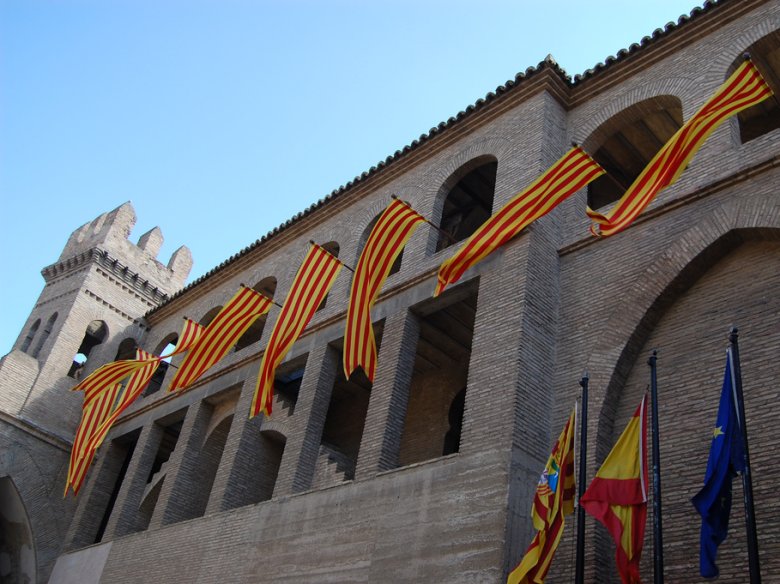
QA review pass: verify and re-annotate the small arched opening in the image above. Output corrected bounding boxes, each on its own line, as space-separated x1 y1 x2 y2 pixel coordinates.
68 320 108 379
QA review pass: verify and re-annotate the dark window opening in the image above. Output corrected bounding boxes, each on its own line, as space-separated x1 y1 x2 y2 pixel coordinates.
316 322 384 486
736 31 780 143
68 320 108 379
144 335 178 396
399 282 477 466
31 312 57 359
587 98 682 211
137 417 183 531
199 306 222 327
436 161 497 252
20 319 40 353
114 338 138 361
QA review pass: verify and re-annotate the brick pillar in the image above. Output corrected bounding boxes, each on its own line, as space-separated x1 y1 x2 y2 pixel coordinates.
354 309 420 479
273 343 339 495
205 377 265 513
148 400 212 528
64 439 129 549
103 422 164 538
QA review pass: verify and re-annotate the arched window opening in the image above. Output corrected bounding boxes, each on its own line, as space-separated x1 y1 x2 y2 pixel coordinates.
0 478 36 583
436 160 497 252
735 31 780 143
399 280 477 467
31 312 57 359
317 241 340 311
114 338 138 361
199 306 222 327
587 96 683 211
20 319 40 354
234 277 277 352
144 334 179 396
359 214 403 276
68 320 108 379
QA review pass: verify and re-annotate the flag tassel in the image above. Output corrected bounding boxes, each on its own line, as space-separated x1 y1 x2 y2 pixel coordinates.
728 327 762 583
648 350 665 584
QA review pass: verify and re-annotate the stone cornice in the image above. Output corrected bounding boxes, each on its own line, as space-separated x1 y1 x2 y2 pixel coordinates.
41 247 170 305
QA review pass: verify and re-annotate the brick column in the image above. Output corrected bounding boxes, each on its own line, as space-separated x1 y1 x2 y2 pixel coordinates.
272 343 339 495
148 400 211 528
354 309 420 479
64 440 129 549
205 377 265 513
103 422 164 538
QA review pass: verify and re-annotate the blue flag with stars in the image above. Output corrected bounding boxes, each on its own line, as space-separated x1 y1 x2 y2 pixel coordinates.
691 349 745 579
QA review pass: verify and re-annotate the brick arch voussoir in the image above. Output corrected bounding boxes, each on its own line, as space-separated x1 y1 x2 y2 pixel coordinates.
584 200 780 463
575 78 697 151
258 419 288 442
426 137 511 220
705 19 780 85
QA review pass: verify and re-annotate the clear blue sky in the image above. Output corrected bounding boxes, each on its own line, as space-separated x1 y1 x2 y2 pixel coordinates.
0 0 702 354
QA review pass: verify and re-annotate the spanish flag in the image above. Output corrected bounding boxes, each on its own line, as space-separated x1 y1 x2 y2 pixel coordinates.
588 59 772 237
581 396 648 584
169 286 272 392
435 147 604 297
507 408 576 584
251 243 343 418
343 198 425 381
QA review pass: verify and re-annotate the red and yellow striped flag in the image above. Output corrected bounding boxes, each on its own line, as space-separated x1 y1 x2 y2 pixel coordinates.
65 319 202 495
65 382 123 495
436 147 604 297
508 408 576 584
251 244 343 418
581 396 648 584
588 59 773 237
168 286 273 392
344 198 425 381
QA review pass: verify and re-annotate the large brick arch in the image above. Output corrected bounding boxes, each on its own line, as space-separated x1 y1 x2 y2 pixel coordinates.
583 198 780 463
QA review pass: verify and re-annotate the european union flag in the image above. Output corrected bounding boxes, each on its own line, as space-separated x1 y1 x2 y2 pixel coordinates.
691 350 745 578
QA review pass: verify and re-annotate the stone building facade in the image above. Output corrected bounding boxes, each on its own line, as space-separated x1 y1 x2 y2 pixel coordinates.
2 1 779 582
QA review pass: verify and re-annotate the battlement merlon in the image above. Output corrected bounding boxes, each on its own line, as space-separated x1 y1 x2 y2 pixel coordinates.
53 201 192 296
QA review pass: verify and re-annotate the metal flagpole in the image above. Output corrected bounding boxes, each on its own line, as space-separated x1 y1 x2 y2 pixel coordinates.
648 350 664 584
728 327 762 583
574 371 589 584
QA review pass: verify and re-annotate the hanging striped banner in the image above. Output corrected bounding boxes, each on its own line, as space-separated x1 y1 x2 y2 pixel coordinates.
344 198 425 381
65 319 202 495
587 59 773 237
435 146 604 297
65 382 123 495
251 244 343 418
168 286 273 392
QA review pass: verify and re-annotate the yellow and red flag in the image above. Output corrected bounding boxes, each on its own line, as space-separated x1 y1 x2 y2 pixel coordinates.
588 59 772 237
251 244 343 418
436 147 604 297
581 396 648 584
66 382 123 495
65 319 202 495
507 408 576 584
344 198 425 381
168 286 272 392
